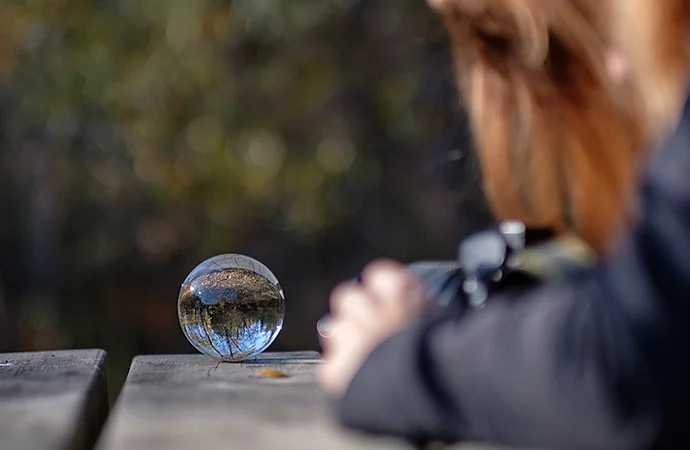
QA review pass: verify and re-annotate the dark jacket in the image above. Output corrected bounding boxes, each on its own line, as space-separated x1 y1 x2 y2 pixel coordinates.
336 95 690 450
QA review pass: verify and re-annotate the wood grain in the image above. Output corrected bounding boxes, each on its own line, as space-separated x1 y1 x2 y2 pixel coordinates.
96 352 417 450
0 349 109 450
97 352 520 450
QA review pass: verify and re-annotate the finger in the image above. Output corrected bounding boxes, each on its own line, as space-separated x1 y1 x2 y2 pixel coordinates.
318 319 361 358
329 281 353 316
329 282 380 319
341 294 381 336
323 283 377 353
316 314 337 354
317 314 355 354
316 322 372 396
316 315 336 340
361 259 426 311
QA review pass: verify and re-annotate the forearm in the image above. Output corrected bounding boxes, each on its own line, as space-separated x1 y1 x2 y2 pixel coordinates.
338 274 660 448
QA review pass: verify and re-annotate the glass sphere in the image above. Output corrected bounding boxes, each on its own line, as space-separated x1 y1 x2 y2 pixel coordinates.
177 254 285 361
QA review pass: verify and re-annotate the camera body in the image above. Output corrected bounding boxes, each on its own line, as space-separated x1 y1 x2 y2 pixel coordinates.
406 221 597 314
317 221 596 339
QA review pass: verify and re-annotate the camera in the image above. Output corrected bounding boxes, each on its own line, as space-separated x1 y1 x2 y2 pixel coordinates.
407 220 597 314
317 221 596 338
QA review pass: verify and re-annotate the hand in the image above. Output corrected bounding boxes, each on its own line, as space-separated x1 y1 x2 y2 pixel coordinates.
317 259 430 396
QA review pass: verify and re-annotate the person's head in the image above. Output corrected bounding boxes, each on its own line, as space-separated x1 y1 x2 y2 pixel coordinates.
429 0 663 254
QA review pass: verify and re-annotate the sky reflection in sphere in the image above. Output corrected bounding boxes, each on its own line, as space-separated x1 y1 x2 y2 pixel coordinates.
177 254 285 361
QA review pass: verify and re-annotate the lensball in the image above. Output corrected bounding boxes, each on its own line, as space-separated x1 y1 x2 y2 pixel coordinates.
177 254 285 361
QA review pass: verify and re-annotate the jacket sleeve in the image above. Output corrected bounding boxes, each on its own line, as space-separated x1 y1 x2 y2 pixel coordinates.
336 98 690 449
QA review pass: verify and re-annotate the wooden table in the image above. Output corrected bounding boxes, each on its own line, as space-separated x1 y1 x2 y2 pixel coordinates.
0 350 108 450
0 350 507 450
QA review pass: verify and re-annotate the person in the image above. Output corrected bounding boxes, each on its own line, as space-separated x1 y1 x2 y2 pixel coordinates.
317 0 690 448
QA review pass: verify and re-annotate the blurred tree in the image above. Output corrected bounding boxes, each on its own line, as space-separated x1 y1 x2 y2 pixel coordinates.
0 0 492 394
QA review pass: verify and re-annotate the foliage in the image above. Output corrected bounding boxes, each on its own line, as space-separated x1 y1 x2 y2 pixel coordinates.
0 0 492 393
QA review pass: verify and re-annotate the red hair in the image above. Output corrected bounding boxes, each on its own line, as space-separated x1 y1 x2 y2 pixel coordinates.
433 0 652 254
611 0 690 140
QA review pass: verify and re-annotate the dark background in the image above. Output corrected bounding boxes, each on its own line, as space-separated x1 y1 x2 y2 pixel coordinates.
0 0 493 396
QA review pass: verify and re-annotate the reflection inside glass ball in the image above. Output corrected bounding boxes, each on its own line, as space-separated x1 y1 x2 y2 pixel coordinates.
177 254 285 361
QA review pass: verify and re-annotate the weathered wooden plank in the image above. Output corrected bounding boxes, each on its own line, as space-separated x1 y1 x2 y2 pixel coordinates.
0 349 109 450
97 352 416 450
98 352 517 450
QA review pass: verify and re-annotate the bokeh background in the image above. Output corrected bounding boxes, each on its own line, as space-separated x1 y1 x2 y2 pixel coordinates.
0 0 494 396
